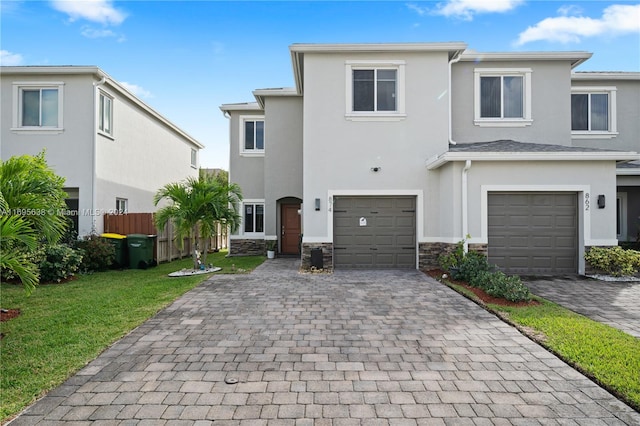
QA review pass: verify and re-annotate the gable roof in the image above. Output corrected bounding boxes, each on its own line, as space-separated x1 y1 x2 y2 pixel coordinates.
1 66 204 149
426 140 639 169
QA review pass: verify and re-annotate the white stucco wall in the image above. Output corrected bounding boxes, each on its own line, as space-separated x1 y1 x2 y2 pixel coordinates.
302 50 452 242
452 61 573 145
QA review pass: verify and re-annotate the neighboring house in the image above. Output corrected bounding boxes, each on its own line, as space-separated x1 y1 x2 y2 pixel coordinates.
1 66 203 236
220 43 639 275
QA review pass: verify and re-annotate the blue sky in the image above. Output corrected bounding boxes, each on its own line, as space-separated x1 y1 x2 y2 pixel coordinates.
2 0 639 169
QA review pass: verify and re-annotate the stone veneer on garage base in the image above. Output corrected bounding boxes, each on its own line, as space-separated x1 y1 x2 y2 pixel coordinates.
229 239 265 256
418 242 488 270
301 243 333 271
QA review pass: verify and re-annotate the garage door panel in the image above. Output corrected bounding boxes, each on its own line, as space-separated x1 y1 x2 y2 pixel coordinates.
334 196 416 269
488 193 577 274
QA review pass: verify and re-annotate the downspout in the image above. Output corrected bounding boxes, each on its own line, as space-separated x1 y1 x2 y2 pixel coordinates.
462 160 472 253
92 75 107 233
448 51 463 145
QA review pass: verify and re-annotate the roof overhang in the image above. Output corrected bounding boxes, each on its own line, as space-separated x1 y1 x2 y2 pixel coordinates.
252 87 299 109
426 151 640 170
572 72 640 81
617 167 640 176
290 42 468 94
219 102 262 114
459 51 593 69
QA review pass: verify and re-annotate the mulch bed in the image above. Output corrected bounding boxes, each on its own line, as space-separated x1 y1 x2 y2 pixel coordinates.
425 269 539 307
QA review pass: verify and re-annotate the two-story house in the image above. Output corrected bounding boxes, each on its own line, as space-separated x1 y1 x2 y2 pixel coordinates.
1 66 204 236
221 43 639 275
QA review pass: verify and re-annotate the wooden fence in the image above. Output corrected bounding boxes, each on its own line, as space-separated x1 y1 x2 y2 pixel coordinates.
103 213 227 263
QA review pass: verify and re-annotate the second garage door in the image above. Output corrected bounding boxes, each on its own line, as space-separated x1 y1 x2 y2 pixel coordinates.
333 196 416 268
488 192 578 274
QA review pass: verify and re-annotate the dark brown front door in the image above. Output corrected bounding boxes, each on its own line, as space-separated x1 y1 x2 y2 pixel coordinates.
281 204 301 254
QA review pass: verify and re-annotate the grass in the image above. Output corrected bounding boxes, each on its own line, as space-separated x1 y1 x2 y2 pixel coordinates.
441 279 640 411
0 250 264 422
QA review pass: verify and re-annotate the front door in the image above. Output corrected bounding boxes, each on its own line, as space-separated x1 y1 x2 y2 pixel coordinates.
281 204 301 254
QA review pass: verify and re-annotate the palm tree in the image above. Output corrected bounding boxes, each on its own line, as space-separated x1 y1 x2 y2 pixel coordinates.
0 152 68 294
154 174 242 270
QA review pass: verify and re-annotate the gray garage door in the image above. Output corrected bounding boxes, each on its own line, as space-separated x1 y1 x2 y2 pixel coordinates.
333 196 416 268
488 192 578 274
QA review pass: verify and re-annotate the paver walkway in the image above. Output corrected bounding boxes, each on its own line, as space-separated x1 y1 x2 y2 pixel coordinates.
524 276 640 338
10 259 640 425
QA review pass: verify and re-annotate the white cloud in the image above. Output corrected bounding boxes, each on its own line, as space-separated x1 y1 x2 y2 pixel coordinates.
50 0 126 25
80 25 126 41
120 82 152 99
430 0 524 20
0 50 24 66
516 4 640 45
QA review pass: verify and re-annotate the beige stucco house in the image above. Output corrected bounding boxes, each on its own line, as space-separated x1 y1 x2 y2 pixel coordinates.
1 66 204 236
221 43 639 275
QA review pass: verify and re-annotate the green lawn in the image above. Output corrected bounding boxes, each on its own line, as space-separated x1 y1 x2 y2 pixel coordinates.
441 280 640 411
0 251 264 422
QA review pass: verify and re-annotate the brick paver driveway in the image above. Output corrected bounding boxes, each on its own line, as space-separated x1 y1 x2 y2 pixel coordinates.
524 276 640 338
11 259 639 425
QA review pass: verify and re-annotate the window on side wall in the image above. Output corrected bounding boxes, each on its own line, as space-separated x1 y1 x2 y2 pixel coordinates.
191 148 197 168
474 69 532 127
240 116 265 155
571 87 617 138
345 60 406 121
12 82 64 131
243 202 264 234
116 198 128 214
98 92 113 136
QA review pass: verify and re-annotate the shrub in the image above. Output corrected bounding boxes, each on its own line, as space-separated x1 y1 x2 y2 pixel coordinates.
456 251 492 282
38 244 83 283
438 240 465 272
469 269 494 290
483 272 531 302
584 246 640 277
76 234 116 272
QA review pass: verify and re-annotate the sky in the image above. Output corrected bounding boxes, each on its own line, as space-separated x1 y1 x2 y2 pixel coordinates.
2 0 639 170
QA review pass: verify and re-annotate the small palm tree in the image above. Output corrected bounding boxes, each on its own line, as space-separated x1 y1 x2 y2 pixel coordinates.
154 174 242 270
0 153 68 294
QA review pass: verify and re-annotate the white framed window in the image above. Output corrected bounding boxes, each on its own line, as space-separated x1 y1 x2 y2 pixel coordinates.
571 87 617 139
11 82 64 132
474 68 532 127
98 92 113 136
190 148 197 168
239 116 265 156
345 60 406 121
116 198 128 214
243 201 265 234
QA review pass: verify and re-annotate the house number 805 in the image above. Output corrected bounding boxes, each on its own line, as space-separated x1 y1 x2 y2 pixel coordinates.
585 193 590 211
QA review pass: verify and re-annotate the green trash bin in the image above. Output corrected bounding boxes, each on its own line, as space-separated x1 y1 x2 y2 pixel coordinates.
126 234 157 269
100 233 128 268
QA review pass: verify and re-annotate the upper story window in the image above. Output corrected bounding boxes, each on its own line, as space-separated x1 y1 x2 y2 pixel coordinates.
191 148 197 168
243 202 264 234
98 92 113 136
571 87 617 139
345 60 406 121
240 116 265 156
12 82 64 132
474 68 532 127
115 198 128 214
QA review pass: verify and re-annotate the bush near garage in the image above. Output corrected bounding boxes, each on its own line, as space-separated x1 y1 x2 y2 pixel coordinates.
584 246 640 277
438 241 531 303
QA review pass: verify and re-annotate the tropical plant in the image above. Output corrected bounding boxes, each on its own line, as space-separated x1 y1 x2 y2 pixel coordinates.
154 174 242 269
0 153 69 294
76 234 116 272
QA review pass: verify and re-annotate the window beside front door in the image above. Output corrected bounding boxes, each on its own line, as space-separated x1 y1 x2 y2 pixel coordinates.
243 202 264 234
571 87 617 138
474 68 532 127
